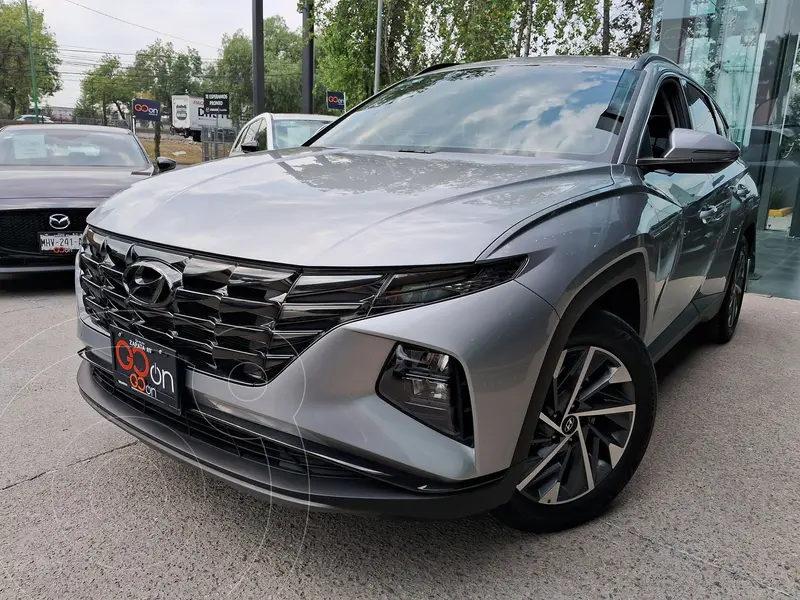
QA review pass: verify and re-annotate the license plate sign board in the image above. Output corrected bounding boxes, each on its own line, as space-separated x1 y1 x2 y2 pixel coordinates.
39 232 82 253
110 326 181 414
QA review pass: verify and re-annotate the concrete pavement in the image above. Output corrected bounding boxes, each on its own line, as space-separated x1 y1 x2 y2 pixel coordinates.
0 275 798 599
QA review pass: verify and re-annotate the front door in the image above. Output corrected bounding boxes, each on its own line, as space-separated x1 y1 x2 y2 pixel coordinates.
642 77 729 338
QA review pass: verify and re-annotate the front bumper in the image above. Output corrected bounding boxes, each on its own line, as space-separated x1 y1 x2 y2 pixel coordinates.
77 359 520 518
77 273 558 516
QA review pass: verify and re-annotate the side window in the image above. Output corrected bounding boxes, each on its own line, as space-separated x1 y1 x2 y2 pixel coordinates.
641 78 687 159
711 103 731 140
684 84 719 135
232 121 253 150
256 118 268 151
242 120 259 145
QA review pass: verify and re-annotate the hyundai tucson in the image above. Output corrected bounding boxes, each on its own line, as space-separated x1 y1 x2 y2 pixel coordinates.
75 54 759 532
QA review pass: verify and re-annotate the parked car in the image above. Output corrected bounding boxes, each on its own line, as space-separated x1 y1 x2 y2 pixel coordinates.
0 124 176 274
75 54 759 532
14 114 54 124
229 113 335 155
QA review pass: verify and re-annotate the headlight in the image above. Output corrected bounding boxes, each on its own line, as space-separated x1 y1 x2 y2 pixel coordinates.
377 343 472 443
370 257 525 314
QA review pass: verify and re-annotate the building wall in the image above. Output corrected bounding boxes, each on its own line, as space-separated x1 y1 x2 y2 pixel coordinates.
651 0 800 235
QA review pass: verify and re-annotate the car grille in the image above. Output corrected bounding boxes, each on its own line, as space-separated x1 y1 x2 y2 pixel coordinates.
90 366 363 479
0 209 91 254
79 229 389 385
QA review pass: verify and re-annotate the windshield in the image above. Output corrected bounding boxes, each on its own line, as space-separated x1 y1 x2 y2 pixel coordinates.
0 129 149 167
273 119 332 149
311 64 640 159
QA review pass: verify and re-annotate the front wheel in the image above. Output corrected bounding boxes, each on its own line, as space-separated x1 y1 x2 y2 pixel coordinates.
492 310 657 533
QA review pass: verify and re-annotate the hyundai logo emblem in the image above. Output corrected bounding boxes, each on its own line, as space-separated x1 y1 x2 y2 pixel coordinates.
562 415 578 435
49 214 70 230
123 261 182 308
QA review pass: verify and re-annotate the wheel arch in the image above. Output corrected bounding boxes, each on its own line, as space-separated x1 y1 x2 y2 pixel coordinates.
510 250 649 466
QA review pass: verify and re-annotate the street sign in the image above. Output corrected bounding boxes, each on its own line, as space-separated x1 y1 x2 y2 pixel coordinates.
326 91 346 111
132 98 161 122
203 92 230 117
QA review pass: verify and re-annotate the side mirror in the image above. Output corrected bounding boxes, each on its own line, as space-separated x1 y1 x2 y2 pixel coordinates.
241 140 260 153
156 156 177 172
638 128 740 174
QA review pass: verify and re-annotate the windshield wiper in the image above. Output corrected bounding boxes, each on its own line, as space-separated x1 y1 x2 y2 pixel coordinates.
396 148 435 154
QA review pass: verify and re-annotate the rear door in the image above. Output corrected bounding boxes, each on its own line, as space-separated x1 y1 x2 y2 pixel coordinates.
688 82 748 306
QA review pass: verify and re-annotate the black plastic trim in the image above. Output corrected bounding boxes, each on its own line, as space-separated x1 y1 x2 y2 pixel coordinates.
77 359 513 519
510 253 648 466
375 343 474 446
633 52 681 71
415 63 460 75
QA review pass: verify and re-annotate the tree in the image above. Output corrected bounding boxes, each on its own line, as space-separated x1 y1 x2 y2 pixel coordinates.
130 39 203 104
264 16 304 113
80 55 133 125
0 0 61 117
204 17 304 124
129 40 203 156
314 0 602 106
72 97 98 120
204 31 252 125
611 0 654 57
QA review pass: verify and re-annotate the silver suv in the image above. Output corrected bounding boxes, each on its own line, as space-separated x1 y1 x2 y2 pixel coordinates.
75 54 759 532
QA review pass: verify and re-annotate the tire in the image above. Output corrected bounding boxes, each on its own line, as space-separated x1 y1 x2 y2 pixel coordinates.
705 236 748 344
191 130 202 143
492 310 657 533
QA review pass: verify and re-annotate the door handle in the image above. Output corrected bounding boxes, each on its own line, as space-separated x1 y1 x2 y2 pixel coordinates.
699 205 718 224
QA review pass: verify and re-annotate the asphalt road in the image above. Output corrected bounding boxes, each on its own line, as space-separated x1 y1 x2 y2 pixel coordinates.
0 276 798 599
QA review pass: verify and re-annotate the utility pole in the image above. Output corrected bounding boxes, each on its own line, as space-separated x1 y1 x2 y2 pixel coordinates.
252 0 265 116
23 0 39 121
373 0 383 95
301 0 314 113
602 0 611 55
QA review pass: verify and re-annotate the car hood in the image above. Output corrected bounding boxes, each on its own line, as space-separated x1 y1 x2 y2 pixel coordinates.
0 166 150 207
89 148 613 267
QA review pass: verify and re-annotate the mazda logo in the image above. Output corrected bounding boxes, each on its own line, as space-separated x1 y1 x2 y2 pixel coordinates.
123 261 182 308
49 214 70 230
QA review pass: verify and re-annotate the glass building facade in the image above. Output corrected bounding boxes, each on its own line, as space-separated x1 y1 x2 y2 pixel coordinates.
651 0 800 236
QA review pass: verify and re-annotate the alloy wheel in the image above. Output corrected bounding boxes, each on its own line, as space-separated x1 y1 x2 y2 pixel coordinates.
727 248 747 329
517 346 636 505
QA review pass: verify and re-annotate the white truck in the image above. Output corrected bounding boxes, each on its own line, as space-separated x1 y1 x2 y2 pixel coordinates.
170 95 234 142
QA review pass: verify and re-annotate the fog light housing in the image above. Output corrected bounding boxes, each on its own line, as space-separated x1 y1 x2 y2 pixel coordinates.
377 343 473 444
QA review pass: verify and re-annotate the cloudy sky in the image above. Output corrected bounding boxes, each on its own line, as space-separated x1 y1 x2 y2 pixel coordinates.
32 0 302 107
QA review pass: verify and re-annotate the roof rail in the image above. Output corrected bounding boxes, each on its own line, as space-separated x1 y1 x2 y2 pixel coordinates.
415 63 459 75
633 52 681 70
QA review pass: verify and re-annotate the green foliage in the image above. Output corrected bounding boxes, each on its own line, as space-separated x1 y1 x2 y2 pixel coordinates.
65 0 654 126
0 0 61 118
204 17 305 124
131 40 203 106
203 31 253 125
79 54 134 124
314 0 605 106
72 97 98 119
611 0 655 57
